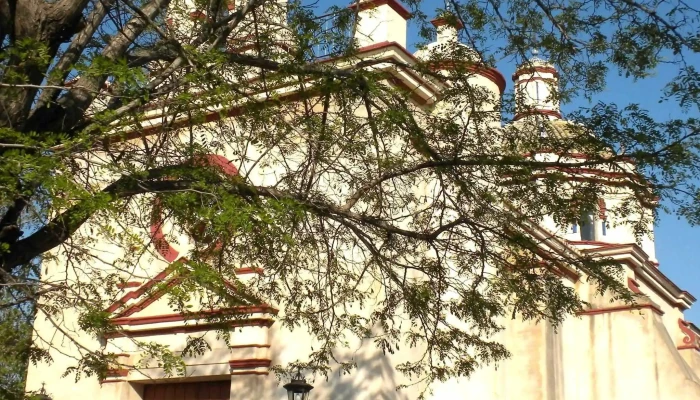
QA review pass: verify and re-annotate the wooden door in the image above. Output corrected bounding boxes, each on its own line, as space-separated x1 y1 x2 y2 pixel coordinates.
143 380 231 400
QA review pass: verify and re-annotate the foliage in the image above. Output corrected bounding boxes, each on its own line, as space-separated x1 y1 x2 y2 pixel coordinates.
0 263 35 400
0 0 699 397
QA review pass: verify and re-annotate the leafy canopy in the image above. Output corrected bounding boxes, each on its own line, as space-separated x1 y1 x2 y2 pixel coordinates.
0 0 699 396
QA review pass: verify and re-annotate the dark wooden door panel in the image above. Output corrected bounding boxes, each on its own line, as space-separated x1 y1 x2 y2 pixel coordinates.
143 380 231 400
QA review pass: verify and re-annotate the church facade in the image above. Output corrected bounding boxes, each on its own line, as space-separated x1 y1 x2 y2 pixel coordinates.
25 1 700 399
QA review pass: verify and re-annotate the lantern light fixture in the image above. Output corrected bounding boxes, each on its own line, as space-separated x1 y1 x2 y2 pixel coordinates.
282 369 314 400
35 382 52 400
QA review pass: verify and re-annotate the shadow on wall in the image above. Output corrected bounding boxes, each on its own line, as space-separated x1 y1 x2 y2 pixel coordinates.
267 325 415 400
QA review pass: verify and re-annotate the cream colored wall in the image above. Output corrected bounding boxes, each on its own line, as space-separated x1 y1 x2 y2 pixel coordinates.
25 5 700 400
354 3 407 48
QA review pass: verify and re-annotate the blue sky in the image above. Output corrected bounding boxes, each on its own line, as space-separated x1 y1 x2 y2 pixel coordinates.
313 0 700 321
581 66 700 322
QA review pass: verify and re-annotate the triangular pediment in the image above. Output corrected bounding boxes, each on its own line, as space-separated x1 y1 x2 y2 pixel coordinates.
106 258 277 331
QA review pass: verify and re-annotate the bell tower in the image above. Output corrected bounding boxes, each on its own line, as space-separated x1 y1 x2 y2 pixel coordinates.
512 51 562 121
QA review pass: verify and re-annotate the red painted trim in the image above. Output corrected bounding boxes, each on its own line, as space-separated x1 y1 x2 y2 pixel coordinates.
473 66 507 95
106 368 129 377
431 16 464 30
105 264 179 313
149 203 180 262
566 247 693 310
679 319 700 347
567 240 633 247
234 267 264 275
634 272 690 311
597 198 607 220
229 344 271 349
116 282 142 289
548 265 580 282
501 225 580 282
677 344 700 351
576 303 664 316
112 306 279 326
231 371 270 376
116 276 183 317
101 42 435 149
332 42 442 103
349 0 411 20
228 358 271 369
628 277 643 294
513 109 562 121
427 61 506 94
148 154 238 262
591 247 696 304
513 65 560 80
353 40 397 54
515 76 556 86
528 248 579 282
386 76 430 105
104 318 275 338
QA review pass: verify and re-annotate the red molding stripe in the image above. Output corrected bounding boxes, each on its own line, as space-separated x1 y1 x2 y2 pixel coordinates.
101 42 435 148
105 264 179 313
514 76 556 86
576 303 664 316
228 358 271 369
234 267 264 275
104 318 275 338
597 198 607 220
431 16 464 30
112 306 279 326
149 154 238 262
106 368 129 377
512 65 560 80
229 344 271 349
678 319 700 350
117 276 183 318
567 240 633 247
349 0 411 20
427 61 506 94
628 277 643 294
513 109 562 121
231 371 270 376
116 281 142 289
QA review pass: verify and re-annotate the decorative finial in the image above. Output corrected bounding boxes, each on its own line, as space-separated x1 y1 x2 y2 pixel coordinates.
528 31 544 61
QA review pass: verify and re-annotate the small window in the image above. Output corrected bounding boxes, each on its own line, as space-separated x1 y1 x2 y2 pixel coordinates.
579 210 595 241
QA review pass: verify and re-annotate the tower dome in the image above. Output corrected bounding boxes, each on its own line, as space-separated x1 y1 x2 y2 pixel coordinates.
413 14 506 122
512 52 562 121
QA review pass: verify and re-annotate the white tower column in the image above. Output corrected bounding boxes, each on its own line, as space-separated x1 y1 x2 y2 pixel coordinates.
351 0 410 48
512 53 562 121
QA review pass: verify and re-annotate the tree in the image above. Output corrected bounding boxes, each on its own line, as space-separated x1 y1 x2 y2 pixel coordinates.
1 0 699 396
0 263 35 400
